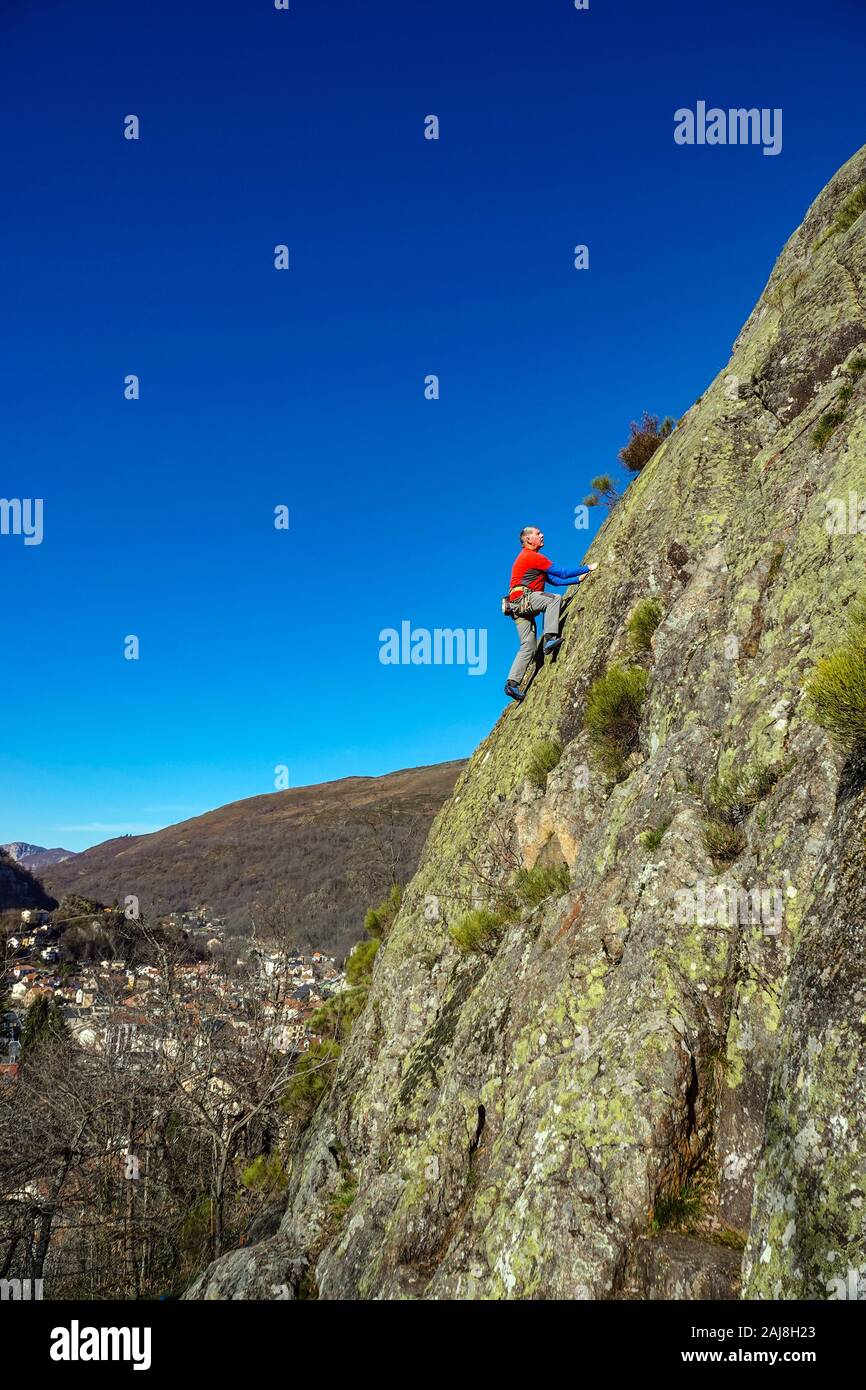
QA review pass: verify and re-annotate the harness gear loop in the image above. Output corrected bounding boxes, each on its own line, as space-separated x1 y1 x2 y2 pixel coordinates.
501 586 534 619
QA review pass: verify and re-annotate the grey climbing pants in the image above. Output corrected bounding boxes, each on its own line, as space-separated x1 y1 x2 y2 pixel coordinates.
508 591 561 684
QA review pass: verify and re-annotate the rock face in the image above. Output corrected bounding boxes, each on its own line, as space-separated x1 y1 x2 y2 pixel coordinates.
188 145 866 1300
743 767 866 1299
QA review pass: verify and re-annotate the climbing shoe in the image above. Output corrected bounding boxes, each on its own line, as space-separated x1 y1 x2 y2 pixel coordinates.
504 680 525 702
543 636 563 656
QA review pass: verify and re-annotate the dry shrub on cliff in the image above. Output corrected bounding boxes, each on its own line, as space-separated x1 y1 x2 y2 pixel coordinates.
618 412 674 473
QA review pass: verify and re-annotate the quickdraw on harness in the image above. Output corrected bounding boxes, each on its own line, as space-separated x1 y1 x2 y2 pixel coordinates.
501 586 534 619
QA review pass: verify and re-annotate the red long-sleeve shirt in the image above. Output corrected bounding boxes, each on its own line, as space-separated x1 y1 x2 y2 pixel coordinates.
508 549 553 598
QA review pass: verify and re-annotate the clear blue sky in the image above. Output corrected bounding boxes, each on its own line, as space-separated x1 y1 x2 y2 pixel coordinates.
2 0 864 851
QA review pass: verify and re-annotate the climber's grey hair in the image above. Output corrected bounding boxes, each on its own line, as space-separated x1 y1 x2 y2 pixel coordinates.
519 525 542 544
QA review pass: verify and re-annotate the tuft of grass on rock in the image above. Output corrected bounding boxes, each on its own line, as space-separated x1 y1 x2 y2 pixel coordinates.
811 352 865 450
767 267 806 310
711 1225 748 1252
653 1183 706 1232
701 756 785 866
806 639 866 753
829 181 866 237
705 758 784 824
815 182 866 249
449 907 511 957
512 862 571 907
652 1169 746 1250
702 817 747 865
640 817 672 851
450 864 571 956
329 1179 358 1219
627 598 663 653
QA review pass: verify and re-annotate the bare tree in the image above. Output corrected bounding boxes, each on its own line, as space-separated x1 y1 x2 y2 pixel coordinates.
0 912 339 1295
348 798 429 907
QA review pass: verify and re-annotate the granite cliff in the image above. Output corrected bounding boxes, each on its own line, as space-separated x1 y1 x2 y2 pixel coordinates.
189 144 866 1301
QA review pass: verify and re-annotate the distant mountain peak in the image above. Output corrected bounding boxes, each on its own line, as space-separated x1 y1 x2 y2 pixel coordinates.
1 842 76 870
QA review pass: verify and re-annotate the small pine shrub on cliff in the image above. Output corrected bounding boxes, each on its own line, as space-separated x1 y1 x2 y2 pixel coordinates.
308 989 365 1044
308 938 380 1045
20 994 69 1056
812 409 846 451
364 883 402 938
241 1153 288 1196
584 473 620 510
346 937 379 986
527 739 562 789
806 640 866 753
281 1039 342 1119
618 412 674 473
178 1197 215 1266
627 598 663 652
584 665 649 781
450 907 510 956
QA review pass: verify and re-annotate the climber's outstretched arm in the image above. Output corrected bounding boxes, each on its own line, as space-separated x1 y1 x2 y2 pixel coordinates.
546 562 599 586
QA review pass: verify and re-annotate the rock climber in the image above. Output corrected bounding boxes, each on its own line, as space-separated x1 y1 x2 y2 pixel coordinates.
502 525 598 702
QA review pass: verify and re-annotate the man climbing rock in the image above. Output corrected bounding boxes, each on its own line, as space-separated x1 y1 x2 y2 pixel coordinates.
503 525 598 702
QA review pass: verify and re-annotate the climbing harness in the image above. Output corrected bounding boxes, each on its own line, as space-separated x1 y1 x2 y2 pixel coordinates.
501 586 534 619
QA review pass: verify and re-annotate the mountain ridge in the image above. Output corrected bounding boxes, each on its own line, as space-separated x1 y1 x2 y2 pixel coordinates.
42 760 466 957
1 842 75 870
